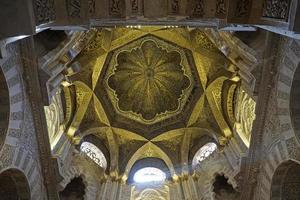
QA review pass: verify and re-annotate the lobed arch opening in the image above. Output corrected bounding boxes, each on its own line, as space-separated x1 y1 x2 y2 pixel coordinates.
0 168 31 200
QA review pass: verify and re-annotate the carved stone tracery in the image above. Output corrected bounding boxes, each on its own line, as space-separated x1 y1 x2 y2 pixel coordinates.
216 0 227 16
131 0 139 14
235 88 256 143
34 0 56 25
262 0 290 20
192 0 204 17
170 0 180 14
66 0 81 18
235 0 250 18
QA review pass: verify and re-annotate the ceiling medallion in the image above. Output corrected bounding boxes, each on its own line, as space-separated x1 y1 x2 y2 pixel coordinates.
104 36 195 125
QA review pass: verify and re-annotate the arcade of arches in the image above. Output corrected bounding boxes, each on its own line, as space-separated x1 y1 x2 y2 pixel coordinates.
1 1 300 200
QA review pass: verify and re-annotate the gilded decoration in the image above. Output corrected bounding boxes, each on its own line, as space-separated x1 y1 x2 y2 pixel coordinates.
108 40 190 121
67 27 242 173
235 89 256 144
103 35 195 125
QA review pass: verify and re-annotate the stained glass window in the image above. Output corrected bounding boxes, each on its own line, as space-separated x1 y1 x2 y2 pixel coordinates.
192 142 217 168
80 142 107 169
133 167 166 183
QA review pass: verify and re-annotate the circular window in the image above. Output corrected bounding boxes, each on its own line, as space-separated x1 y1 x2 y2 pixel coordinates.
192 142 217 168
133 167 166 184
80 142 107 169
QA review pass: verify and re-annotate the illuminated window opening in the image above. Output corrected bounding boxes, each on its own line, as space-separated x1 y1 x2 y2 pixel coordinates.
80 142 107 169
192 142 217 168
133 167 166 184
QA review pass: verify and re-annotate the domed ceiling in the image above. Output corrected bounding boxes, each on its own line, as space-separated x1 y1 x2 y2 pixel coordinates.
95 34 202 135
66 27 240 174
106 37 192 123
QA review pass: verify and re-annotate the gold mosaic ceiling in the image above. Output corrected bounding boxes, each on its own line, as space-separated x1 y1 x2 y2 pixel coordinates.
68 26 237 142
106 35 194 124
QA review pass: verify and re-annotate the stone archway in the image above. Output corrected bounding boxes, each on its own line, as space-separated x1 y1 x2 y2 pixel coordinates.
271 160 300 199
212 174 239 200
0 168 31 200
59 176 86 200
290 63 300 141
0 67 9 149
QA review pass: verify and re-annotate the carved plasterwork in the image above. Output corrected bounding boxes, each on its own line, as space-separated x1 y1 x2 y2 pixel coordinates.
234 88 256 145
216 0 227 16
132 187 169 200
192 142 217 168
170 0 180 14
130 0 139 14
262 0 290 20
110 0 123 16
66 0 81 18
192 31 216 50
88 0 95 16
44 90 65 146
234 0 250 18
34 0 56 25
192 0 204 17
80 141 108 169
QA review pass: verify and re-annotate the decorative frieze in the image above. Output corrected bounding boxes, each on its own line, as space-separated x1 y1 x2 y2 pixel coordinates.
216 0 226 16
286 137 300 160
131 0 139 14
88 0 95 16
66 0 81 18
0 144 15 169
192 0 204 17
262 0 290 20
290 40 300 57
34 0 56 25
234 0 250 18
170 0 180 14
110 0 123 17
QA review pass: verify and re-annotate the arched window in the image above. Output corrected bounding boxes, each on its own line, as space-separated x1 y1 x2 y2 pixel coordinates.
133 167 166 184
80 142 107 169
192 142 217 168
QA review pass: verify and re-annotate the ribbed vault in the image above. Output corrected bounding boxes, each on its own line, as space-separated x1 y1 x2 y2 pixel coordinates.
61 26 248 179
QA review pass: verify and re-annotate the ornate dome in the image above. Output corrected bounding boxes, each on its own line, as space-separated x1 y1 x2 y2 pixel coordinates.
99 35 199 129
108 40 190 121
